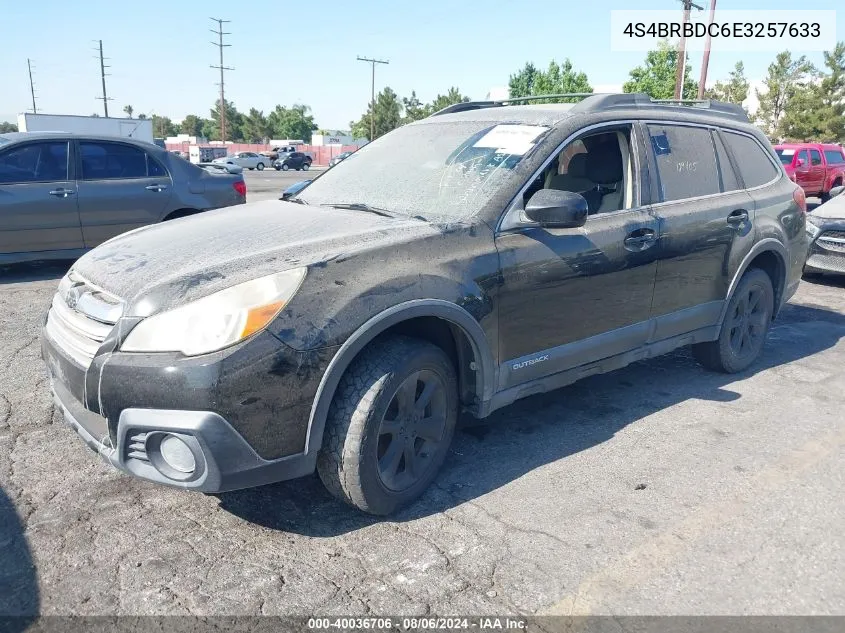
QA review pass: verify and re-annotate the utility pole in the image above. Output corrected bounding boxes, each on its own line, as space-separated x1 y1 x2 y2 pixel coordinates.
697 0 717 99
94 40 112 117
357 56 389 141
210 18 233 143
26 59 37 114
673 0 703 99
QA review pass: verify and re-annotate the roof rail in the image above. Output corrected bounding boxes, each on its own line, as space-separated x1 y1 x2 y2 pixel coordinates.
430 92 749 122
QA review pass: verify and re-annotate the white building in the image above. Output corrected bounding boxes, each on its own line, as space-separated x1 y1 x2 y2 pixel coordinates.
311 133 368 147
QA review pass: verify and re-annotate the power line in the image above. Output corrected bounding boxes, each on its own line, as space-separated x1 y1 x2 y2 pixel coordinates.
210 18 233 143
26 59 37 114
94 40 113 117
673 0 704 100
357 56 389 141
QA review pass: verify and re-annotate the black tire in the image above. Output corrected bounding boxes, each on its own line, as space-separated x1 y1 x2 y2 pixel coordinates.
274 164 281 171
317 336 459 515
692 268 774 373
256 162 265 171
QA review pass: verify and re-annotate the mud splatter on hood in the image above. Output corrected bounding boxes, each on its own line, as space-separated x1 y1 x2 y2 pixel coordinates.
72 199 437 315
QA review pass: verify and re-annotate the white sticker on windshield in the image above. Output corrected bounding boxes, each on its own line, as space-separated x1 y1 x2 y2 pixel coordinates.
780 149 796 156
473 124 549 155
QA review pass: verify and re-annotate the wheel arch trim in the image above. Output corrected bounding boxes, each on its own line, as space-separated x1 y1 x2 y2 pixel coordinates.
718 238 789 328
303 299 496 458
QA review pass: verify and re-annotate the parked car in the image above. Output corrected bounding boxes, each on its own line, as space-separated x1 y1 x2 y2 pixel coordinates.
775 142 845 201
805 185 845 276
198 161 243 175
273 152 312 171
280 179 312 200
42 94 806 515
329 151 353 168
213 151 267 171
0 132 246 264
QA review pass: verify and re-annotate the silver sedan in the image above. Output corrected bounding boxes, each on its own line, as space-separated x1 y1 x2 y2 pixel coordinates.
212 151 267 171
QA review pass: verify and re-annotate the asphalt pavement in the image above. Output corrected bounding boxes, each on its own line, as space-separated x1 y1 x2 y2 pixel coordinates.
0 250 843 616
244 167 322 204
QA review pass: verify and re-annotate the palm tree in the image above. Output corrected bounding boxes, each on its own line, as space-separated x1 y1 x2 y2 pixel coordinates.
123 105 134 118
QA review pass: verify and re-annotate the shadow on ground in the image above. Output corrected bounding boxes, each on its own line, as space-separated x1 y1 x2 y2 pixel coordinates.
0 261 71 285
218 301 845 534
0 484 39 626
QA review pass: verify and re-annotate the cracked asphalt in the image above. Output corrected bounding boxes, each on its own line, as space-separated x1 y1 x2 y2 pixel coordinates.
1 261 844 617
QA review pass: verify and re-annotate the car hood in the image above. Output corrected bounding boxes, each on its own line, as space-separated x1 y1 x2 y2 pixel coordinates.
812 195 845 220
72 200 438 316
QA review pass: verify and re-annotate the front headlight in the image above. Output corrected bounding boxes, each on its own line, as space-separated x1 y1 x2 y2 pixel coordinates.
805 215 822 239
121 268 306 355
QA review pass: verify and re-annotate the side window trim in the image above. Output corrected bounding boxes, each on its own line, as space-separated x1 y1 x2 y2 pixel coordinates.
497 120 646 233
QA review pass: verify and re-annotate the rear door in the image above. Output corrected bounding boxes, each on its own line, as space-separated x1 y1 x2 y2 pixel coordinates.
646 123 755 339
0 139 84 255
75 140 172 246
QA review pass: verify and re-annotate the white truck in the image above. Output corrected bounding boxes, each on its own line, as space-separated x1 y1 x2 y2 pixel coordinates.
16 113 155 143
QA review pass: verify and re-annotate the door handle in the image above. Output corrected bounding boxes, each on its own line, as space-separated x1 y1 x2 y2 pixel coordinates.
624 229 657 249
49 188 75 197
145 184 168 192
727 209 749 227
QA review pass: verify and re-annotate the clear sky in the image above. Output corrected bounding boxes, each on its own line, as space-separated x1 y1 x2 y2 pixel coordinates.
2 0 842 130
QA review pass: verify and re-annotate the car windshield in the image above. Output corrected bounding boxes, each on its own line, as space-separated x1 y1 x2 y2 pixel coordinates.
775 148 795 165
296 120 550 221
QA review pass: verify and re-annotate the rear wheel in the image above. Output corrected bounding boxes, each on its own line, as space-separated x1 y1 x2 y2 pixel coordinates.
692 268 774 373
317 336 458 515
256 162 265 171
302 162 310 171
281 163 290 171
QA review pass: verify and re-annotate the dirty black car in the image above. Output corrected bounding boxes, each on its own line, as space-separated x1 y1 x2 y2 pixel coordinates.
42 94 807 515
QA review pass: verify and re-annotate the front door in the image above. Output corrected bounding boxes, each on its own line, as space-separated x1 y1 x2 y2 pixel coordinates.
808 148 825 193
494 124 659 390
75 140 172 246
794 149 813 192
646 124 756 339
0 139 84 255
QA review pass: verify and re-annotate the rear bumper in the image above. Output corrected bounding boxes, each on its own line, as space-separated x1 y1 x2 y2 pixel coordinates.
51 376 314 493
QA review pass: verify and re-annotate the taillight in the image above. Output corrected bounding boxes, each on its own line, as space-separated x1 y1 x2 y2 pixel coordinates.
793 186 806 214
233 180 247 197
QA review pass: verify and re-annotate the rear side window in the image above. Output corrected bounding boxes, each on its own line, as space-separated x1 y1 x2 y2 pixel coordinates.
648 125 721 202
824 149 845 165
147 155 168 178
0 141 68 184
80 142 149 180
810 149 822 166
722 132 780 188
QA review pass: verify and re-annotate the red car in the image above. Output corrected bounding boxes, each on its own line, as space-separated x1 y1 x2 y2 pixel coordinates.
775 142 845 201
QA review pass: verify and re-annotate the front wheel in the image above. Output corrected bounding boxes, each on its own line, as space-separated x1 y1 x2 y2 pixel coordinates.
256 162 265 171
274 164 281 171
692 268 774 373
317 336 458 515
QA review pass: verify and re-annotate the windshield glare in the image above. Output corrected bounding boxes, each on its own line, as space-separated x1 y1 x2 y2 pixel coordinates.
297 121 549 221
776 149 795 165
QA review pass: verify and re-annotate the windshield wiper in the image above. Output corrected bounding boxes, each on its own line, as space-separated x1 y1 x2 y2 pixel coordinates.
320 202 395 217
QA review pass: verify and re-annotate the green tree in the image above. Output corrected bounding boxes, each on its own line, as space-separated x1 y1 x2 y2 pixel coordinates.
179 114 204 137
754 51 815 139
241 108 271 142
137 113 147 120
267 104 318 143
0 121 18 133
151 115 177 138
781 42 845 142
706 61 750 105
428 87 471 113
350 87 403 140
509 59 592 103
402 91 428 122
123 104 134 118
623 41 697 99
208 98 243 141
90 113 100 117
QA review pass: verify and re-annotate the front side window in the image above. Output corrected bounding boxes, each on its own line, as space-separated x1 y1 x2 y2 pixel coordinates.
648 125 720 202
296 121 550 221
722 131 779 189
0 141 68 184
810 149 823 166
80 142 148 180
797 150 809 167
824 149 845 165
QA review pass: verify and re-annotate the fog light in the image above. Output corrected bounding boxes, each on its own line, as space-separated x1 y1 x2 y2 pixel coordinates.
159 434 196 474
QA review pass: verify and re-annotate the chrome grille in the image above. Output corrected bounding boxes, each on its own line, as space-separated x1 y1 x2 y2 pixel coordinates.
818 231 845 253
44 271 123 369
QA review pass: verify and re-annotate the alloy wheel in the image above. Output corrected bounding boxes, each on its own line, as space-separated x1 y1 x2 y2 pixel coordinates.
728 285 768 358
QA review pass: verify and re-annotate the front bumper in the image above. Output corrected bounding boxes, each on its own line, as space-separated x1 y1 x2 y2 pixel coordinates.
805 229 845 275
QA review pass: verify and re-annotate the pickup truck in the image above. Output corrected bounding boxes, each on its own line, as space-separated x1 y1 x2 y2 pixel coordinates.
775 142 845 201
260 145 315 162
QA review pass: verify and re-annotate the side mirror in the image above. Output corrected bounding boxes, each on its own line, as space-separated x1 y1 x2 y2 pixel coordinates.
280 180 312 200
796 158 805 168
524 189 588 228
829 185 845 199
